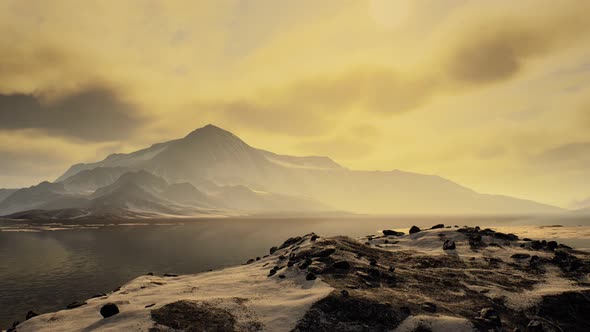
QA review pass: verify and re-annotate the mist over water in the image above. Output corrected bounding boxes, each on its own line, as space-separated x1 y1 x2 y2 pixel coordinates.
1 215 589 328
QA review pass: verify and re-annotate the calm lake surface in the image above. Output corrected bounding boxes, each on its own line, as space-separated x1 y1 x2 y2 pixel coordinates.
1 215 589 328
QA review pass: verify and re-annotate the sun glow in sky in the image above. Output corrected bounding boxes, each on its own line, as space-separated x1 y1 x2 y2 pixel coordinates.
1 0 590 208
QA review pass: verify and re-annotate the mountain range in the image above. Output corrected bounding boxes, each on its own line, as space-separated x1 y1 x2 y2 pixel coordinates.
0 124 568 219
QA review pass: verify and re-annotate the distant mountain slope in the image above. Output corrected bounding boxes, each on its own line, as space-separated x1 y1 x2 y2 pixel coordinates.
0 188 18 203
60 166 133 193
0 182 74 215
49 124 562 215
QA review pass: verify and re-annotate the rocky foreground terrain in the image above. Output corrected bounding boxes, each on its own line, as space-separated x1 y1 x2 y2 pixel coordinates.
10 225 590 332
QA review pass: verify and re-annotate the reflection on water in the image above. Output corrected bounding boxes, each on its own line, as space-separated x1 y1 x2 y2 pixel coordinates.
0 215 589 328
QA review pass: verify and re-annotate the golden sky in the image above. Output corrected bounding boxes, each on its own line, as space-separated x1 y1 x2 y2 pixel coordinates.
1 0 590 208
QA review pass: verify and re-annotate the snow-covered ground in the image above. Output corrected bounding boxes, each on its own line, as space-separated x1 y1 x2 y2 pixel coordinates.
12 226 590 331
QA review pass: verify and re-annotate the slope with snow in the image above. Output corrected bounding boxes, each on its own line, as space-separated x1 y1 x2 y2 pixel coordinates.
39 124 563 216
16 226 590 331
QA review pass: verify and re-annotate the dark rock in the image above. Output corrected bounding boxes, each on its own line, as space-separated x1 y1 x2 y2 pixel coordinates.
299 257 313 270
25 310 38 320
530 240 543 250
279 236 302 249
278 255 286 260
431 223 445 229
145 303 156 308
100 303 120 318
494 232 518 241
151 300 239 332
409 226 421 234
306 272 317 281
526 319 546 332
443 239 456 250
547 241 558 251
367 268 380 280
341 289 349 297
388 266 395 272
382 229 404 236
255 256 261 261
558 243 572 249
523 238 533 241
163 273 178 277
475 307 501 328
332 260 351 270
421 302 437 312
263 255 269 258
268 269 277 277
269 246 278 255
278 274 286 279
146 272 154 275
553 250 582 272
245 258 255 264
292 293 402 332
369 258 378 266
66 301 87 309
311 247 336 258
311 234 319 241
535 290 590 331
511 253 531 260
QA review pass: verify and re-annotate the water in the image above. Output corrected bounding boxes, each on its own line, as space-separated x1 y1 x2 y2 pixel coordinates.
1 215 589 328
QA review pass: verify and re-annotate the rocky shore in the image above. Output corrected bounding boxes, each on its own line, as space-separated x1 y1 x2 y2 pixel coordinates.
11 225 590 332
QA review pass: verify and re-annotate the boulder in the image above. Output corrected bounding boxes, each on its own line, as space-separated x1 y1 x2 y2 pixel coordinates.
269 246 278 254
409 226 421 234
431 224 445 229
443 239 456 250
332 261 351 270
25 310 38 320
511 253 531 260
306 272 317 281
547 241 558 251
100 303 120 318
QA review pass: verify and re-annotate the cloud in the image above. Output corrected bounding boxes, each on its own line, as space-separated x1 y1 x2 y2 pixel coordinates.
443 4 590 85
0 86 145 141
534 142 590 168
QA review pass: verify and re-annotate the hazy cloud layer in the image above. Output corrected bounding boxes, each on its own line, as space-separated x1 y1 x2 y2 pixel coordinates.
0 0 589 206
0 87 144 141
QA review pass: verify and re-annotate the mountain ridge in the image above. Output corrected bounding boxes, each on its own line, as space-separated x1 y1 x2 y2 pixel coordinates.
2 124 565 218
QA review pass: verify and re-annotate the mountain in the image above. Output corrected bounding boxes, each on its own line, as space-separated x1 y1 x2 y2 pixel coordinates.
3 124 563 218
60 166 134 194
0 188 18 203
53 124 560 215
571 196 590 211
0 181 79 215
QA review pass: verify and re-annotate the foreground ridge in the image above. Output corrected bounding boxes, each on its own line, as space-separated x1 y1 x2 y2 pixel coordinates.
14 226 590 332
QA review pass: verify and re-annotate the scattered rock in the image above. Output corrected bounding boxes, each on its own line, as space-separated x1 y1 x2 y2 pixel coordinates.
367 268 380 280
268 269 277 277
278 274 286 279
511 253 531 260
530 240 543 250
25 310 38 320
255 256 261 261
341 289 349 297
409 226 421 234
279 236 302 249
369 258 378 266
146 272 154 276
311 247 336 258
100 303 120 318
245 258 255 264
547 241 558 251
145 303 156 308
269 246 278 254
431 224 445 229
311 234 319 241
306 272 317 281
443 239 456 250
163 273 178 277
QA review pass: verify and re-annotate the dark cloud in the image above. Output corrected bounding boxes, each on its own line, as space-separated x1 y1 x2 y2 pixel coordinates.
0 86 145 141
446 9 590 85
534 142 590 168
